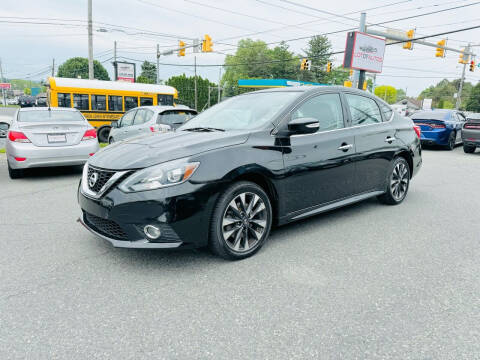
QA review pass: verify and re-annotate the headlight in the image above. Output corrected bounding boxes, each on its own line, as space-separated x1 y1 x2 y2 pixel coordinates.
118 159 199 192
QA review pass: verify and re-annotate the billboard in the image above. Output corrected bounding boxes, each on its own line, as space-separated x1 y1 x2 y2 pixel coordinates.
343 31 386 73
422 98 433 110
114 61 136 82
0 83 11 89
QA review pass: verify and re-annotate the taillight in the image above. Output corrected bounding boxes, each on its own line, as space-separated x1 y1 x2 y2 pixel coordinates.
8 131 30 143
430 123 446 129
14 157 26 161
150 126 158 132
464 123 480 130
413 125 421 139
82 129 97 141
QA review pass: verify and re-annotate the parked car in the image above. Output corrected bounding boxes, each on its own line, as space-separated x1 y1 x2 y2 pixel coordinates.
462 113 480 153
18 95 36 107
7 98 18 105
78 86 422 259
6 107 99 179
411 109 465 150
108 105 197 143
0 114 13 138
35 94 48 107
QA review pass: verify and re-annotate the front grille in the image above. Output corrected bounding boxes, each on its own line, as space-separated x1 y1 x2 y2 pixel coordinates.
84 212 128 240
87 166 116 193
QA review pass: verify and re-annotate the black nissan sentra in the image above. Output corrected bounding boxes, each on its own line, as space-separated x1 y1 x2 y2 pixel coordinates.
78 86 422 260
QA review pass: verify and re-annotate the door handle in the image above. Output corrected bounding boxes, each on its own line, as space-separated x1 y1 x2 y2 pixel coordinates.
337 143 353 152
385 136 396 143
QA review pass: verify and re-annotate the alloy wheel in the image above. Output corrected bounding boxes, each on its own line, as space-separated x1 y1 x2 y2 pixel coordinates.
390 162 409 201
222 192 267 252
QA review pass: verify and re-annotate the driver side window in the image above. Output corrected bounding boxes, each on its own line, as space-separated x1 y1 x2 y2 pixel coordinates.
291 93 344 132
120 110 136 127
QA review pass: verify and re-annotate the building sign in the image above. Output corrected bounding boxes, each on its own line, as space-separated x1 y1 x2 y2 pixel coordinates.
114 61 136 82
0 83 11 89
422 98 433 110
343 31 386 73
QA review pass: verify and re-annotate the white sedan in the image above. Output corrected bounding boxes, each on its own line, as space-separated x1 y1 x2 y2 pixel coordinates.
6 107 99 179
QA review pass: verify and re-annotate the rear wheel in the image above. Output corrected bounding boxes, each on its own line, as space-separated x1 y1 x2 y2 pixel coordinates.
108 136 114 144
8 162 24 179
209 181 272 260
445 131 456 150
463 144 476 153
378 157 410 205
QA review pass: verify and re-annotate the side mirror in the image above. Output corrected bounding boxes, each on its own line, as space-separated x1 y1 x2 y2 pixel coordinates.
0 122 10 138
288 117 319 135
111 120 119 128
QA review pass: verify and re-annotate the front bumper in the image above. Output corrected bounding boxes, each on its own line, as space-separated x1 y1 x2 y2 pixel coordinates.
461 128 480 147
77 179 221 249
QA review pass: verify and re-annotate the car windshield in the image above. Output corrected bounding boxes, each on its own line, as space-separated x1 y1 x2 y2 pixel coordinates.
18 110 85 122
180 91 300 131
157 110 197 126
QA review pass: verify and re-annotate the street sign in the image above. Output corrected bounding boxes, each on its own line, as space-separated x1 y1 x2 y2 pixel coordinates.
422 98 433 110
343 31 386 73
0 83 11 89
114 61 136 83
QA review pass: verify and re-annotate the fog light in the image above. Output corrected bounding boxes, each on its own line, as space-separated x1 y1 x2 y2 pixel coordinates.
144 225 161 239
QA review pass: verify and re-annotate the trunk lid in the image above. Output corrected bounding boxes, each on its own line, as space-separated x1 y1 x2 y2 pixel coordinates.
412 119 446 131
18 122 88 147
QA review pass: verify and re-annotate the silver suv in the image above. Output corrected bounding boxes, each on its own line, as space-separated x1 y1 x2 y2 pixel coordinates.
108 105 197 143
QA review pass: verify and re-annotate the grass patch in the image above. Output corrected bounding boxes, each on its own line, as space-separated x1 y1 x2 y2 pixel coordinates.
100 143 108 148
0 148 5 153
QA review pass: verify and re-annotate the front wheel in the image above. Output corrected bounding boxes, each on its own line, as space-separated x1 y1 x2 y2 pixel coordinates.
463 144 476 153
97 126 111 143
378 157 410 205
209 181 272 260
108 137 114 144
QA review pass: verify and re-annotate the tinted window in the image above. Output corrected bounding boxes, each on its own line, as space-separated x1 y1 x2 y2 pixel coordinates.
0 123 9 130
157 110 197 126
140 97 153 106
120 110 136 127
125 96 138 110
108 96 123 111
291 93 344 131
57 93 71 107
158 94 174 106
380 103 393 121
18 110 85 122
134 109 153 125
345 94 382 126
73 94 89 110
91 95 106 111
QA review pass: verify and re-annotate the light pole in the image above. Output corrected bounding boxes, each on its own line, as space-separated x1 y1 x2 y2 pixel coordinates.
88 0 94 80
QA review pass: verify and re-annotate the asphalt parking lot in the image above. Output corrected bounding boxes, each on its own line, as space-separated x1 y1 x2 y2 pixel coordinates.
0 147 479 359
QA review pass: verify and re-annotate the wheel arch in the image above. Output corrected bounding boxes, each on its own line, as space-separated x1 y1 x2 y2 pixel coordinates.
395 149 414 179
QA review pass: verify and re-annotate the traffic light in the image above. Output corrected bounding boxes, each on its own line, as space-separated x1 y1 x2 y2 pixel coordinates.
403 29 414 50
459 49 469 64
300 58 310 71
435 39 446 58
202 35 213 52
344 80 352 88
470 60 475 72
178 41 186 57
349 69 353 76
326 62 332 73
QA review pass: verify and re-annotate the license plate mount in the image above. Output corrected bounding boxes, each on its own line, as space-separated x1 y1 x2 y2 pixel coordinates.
47 134 67 143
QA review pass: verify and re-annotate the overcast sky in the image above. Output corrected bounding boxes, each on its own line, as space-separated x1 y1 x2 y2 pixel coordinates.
1 0 480 96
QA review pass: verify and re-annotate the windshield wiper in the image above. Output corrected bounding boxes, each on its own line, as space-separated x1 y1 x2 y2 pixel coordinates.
183 127 225 132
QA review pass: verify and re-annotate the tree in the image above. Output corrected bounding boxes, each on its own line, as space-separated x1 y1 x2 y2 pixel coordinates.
57 57 110 80
418 79 472 109
396 88 407 102
374 85 397 104
466 83 480 112
166 74 218 111
139 61 157 83
24 88 31 95
269 41 298 80
298 35 332 83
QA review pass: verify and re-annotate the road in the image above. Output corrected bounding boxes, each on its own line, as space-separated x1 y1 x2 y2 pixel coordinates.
0 147 479 359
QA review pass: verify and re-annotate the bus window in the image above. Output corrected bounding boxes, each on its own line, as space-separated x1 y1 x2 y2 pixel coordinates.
91 95 106 110
57 93 71 107
140 97 153 106
125 96 138 110
73 94 89 110
158 94 174 106
108 95 123 111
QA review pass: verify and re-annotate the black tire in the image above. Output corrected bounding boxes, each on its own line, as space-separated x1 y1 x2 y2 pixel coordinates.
108 137 114 144
463 145 476 153
377 157 410 205
8 162 24 179
97 126 111 143
209 181 272 260
445 131 456 150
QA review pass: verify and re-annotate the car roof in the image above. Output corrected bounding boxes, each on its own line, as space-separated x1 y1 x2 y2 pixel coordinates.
137 105 197 113
249 85 380 98
18 107 79 112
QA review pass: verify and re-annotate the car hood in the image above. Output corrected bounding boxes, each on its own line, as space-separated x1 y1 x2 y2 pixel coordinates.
89 129 250 170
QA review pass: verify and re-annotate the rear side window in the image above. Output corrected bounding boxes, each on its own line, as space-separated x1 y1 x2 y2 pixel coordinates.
140 97 153 106
291 93 344 132
157 110 197 126
380 103 393 121
120 110 136 127
57 93 71 107
345 94 382 126
125 96 138 110
91 95 106 111
158 94 174 106
73 94 89 110
108 96 123 111
134 109 153 125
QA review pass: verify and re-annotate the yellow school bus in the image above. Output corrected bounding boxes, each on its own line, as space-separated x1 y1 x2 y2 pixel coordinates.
47 77 178 142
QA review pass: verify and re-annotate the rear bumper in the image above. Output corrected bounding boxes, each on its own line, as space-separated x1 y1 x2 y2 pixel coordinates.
420 128 451 146
6 140 99 169
461 128 480 147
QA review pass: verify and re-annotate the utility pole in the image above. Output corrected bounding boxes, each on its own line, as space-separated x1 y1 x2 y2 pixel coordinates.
218 67 221 104
207 87 211 108
194 56 197 111
114 41 117 63
356 12 367 90
456 43 470 110
87 0 94 80
51 58 55 77
0 59 5 107
156 44 160 84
